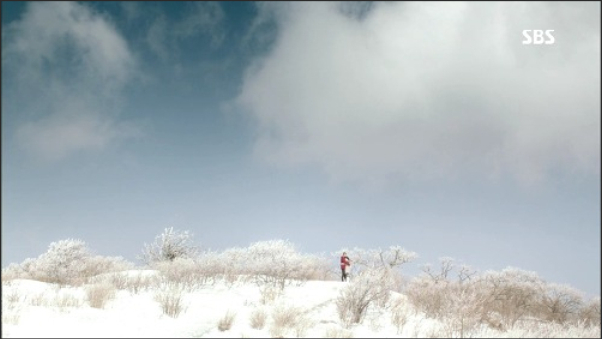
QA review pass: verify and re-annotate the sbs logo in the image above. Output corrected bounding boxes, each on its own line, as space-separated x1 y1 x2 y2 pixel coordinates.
522 30 555 45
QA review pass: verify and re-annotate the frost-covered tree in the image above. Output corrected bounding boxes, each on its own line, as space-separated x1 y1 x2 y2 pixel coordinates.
2 239 133 286
335 245 417 292
336 268 395 326
140 227 199 265
34 238 93 286
190 241 332 287
336 246 418 275
579 296 601 327
245 239 306 290
480 267 545 327
537 283 584 324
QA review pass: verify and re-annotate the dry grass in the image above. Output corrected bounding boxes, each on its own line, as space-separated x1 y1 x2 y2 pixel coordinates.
391 298 410 334
260 286 281 305
28 293 48 306
217 310 237 331
53 293 83 311
154 284 187 318
324 327 354 338
249 308 267 330
124 273 157 294
3 288 21 304
1 308 21 326
2 288 22 325
269 304 309 338
86 283 116 309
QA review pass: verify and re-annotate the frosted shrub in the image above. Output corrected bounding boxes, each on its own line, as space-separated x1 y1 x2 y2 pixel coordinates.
217 310 236 331
579 296 601 327
259 285 281 305
2 262 30 281
246 240 305 291
536 283 584 324
479 268 545 328
249 308 267 330
295 254 334 281
155 257 205 291
119 272 157 294
2 246 133 288
33 239 93 286
86 282 116 309
140 227 199 265
154 283 187 318
336 268 393 327
405 274 450 318
192 240 334 288
54 293 83 311
337 246 418 281
269 304 302 337
194 250 226 285
324 327 353 338
390 297 411 334
80 255 134 281
2 300 21 325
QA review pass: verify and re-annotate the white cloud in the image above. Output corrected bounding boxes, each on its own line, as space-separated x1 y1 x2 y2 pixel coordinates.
15 99 141 163
3 2 141 162
236 2 600 186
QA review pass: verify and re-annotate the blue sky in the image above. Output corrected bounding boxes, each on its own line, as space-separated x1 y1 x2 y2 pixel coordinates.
2 2 600 297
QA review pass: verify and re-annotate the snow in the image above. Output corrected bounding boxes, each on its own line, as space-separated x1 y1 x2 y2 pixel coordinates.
1 271 415 338
3 275 340 337
2 269 600 338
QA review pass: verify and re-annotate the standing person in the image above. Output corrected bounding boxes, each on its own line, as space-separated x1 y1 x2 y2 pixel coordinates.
340 252 351 282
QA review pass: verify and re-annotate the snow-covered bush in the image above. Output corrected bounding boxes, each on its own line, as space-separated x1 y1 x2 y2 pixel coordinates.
85 282 116 309
2 262 32 281
479 267 545 328
390 295 411 334
336 245 417 293
406 263 591 333
336 268 394 327
154 282 187 318
140 227 199 265
28 239 93 286
338 246 418 276
269 304 307 338
324 327 353 338
217 310 236 331
81 255 134 279
1 239 134 287
174 240 334 289
536 283 584 324
118 272 158 294
249 307 267 329
244 240 316 290
195 250 229 284
154 257 206 291
579 296 601 327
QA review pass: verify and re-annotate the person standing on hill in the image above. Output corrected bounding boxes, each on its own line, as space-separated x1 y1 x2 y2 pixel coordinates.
340 252 351 282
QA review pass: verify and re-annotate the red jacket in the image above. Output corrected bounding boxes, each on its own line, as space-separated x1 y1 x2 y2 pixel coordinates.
340 255 350 270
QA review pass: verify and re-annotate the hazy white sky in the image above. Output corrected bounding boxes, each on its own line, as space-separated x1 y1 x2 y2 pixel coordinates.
2 2 600 297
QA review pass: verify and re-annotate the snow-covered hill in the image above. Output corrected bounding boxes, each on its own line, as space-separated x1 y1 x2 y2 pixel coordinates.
2 269 599 338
